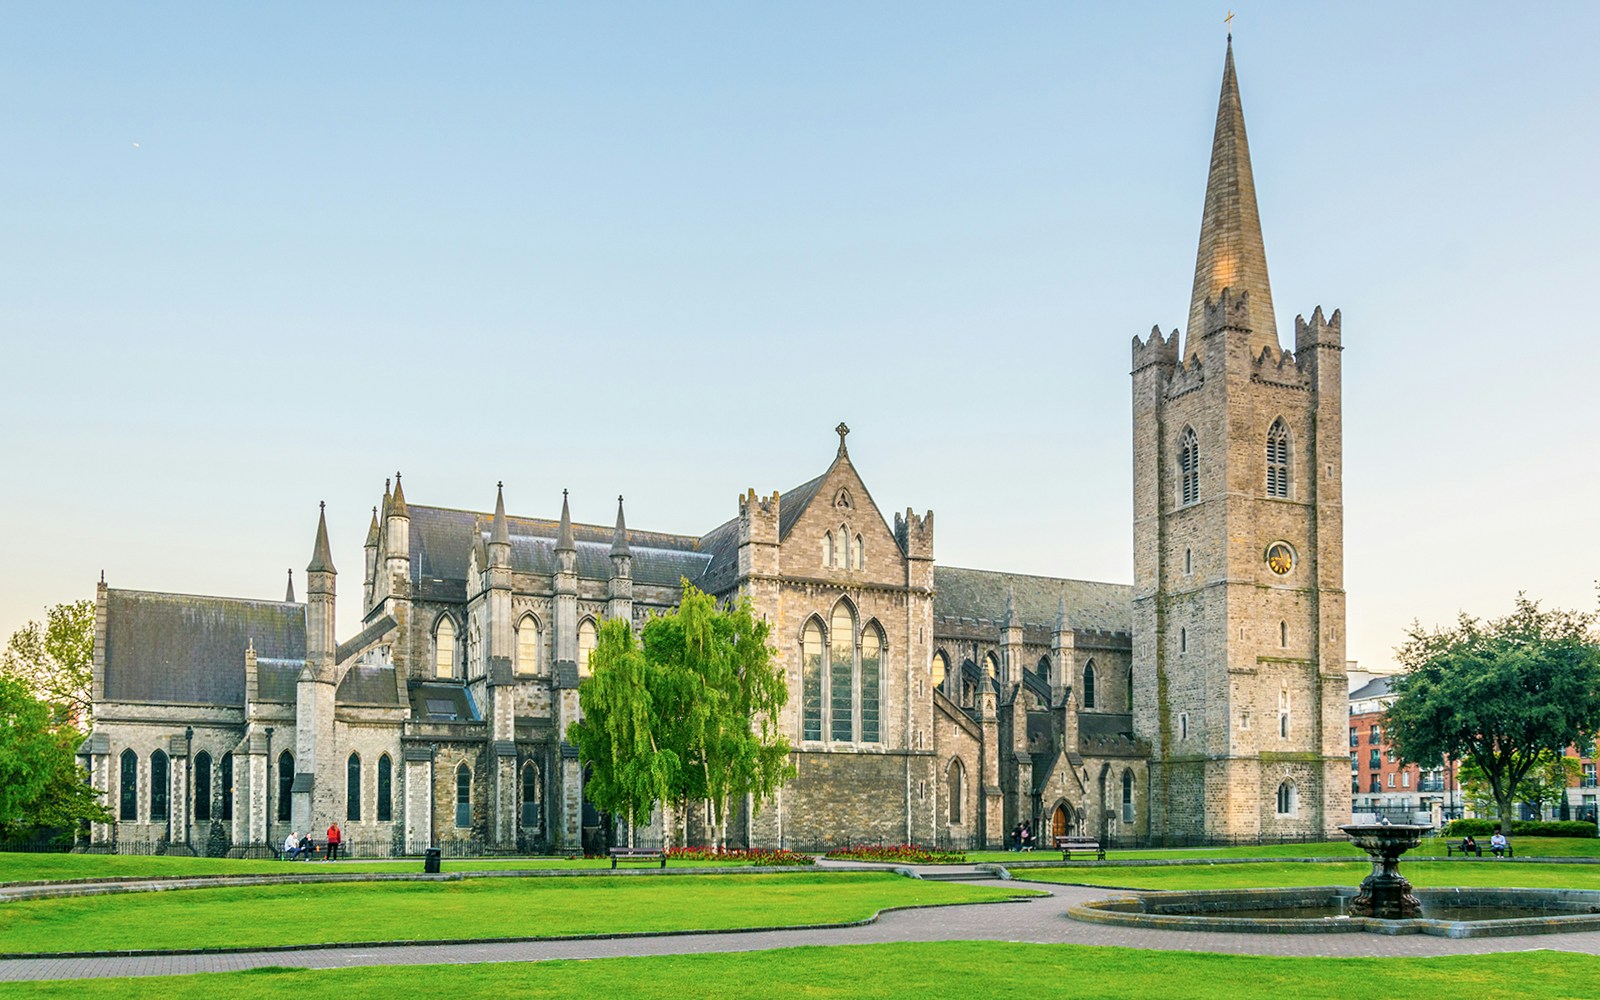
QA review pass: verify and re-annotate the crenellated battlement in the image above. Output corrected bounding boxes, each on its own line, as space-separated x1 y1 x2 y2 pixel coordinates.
1201 287 1253 337
1131 325 1180 372
1293 305 1342 353
895 507 934 558
737 488 780 543
1164 351 1206 399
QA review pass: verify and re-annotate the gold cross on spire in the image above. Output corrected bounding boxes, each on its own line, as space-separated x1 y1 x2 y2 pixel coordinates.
1224 10 1234 38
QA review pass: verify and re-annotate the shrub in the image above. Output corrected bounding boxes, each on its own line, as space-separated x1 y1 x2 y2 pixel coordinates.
823 844 967 865
662 846 815 866
1444 818 1598 838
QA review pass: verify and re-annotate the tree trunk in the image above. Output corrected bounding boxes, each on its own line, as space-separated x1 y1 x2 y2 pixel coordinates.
1496 788 1515 837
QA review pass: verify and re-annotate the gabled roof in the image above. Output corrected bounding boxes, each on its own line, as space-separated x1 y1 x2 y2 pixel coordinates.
103 588 305 707
1349 675 1396 702
933 567 1132 634
407 504 712 600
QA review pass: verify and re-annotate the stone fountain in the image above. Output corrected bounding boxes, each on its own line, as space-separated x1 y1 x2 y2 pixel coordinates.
1339 823 1427 919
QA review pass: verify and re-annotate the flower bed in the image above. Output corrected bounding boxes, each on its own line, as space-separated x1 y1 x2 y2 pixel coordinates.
662 846 816 866
824 845 967 865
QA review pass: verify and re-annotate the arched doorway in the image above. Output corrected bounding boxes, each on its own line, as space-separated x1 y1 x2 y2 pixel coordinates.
1050 802 1076 842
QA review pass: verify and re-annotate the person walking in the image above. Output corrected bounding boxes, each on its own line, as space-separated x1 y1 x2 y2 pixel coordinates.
326 822 342 862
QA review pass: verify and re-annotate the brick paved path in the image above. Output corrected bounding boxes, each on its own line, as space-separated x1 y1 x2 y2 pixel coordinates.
6 878 1600 982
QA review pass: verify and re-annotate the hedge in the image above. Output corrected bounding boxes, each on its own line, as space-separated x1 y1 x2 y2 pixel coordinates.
1444 819 1598 838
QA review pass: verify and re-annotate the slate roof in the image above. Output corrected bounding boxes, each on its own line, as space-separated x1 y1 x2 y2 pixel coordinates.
103 589 305 707
1349 676 1395 702
777 474 826 539
407 505 713 601
933 567 1132 633
336 662 403 706
408 682 480 722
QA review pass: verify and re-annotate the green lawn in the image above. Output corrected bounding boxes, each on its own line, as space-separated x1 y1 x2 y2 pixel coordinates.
980 836 1600 864
0 872 1037 955
5 943 1599 999
1019 860 1600 891
0 853 762 883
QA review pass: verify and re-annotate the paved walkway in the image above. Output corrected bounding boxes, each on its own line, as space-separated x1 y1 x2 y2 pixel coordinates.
7 878 1600 982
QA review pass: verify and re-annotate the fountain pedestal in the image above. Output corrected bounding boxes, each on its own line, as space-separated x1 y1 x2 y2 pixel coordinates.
1340 823 1426 919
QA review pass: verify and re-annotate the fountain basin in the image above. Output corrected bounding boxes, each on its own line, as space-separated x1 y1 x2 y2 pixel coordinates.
1068 887 1600 938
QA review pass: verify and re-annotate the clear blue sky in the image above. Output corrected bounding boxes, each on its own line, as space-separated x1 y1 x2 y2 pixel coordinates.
3 3 1596 669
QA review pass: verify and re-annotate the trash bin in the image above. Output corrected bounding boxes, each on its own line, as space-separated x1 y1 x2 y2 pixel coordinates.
424 847 442 874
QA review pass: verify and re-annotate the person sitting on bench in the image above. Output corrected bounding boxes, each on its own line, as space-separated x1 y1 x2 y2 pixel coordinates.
283 831 303 861
1490 832 1509 857
1460 834 1477 855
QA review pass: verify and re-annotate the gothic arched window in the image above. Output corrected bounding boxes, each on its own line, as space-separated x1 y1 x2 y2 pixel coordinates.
1127 668 1135 711
1266 418 1291 498
119 748 138 821
829 603 856 742
1179 427 1200 505
860 622 884 744
515 614 540 676
521 761 540 830
984 653 998 680
801 619 824 741
346 753 362 822
149 749 169 822
822 532 833 568
455 763 472 828
1037 656 1051 684
1276 781 1296 815
1083 661 1097 709
577 618 598 677
946 758 965 824
931 650 949 692
220 751 234 821
194 750 212 822
854 534 864 570
277 750 294 822
434 616 456 679
1122 769 1135 823
377 754 393 822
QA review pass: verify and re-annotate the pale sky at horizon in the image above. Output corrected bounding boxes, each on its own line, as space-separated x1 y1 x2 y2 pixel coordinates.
3 3 1597 671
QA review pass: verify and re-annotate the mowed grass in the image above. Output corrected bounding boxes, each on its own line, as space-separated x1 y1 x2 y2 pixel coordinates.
1020 860 1600 891
981 836 1600 864
0 872 1037 954
6 943 1600 1000
0 853 761 883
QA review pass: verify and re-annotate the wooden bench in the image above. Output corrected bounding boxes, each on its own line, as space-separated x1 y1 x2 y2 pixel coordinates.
1446 840 1482 858
1056 836 1105 861
609 847 666 869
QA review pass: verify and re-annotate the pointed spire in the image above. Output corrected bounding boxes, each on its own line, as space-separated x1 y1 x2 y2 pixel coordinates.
365 506 380 548
389 471 408 517
307 501 336 575
285 569 296 603
491 481 510 547
1056 589 1069 631
611 495 630 557
1187 36 1277 353
556 489 575 552
1004 583 1016 624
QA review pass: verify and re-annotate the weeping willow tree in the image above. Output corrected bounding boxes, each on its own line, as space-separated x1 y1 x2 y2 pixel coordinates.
568 582 794 847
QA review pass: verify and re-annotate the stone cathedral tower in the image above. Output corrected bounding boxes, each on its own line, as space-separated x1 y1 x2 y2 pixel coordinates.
1131 39 1349 840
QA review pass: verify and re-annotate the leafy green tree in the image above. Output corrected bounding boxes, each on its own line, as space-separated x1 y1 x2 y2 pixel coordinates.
1386 597 1600 836
2 600 95 728
0 676 110 839
569 583 794 847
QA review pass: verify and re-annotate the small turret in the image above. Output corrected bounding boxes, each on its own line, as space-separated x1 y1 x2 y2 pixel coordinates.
607 495 633 622
489 481 511 569
305 502 337 678
556 489 575 553
363 506 380 610
307 502 336 576
388 471 408 518
284 569 295 603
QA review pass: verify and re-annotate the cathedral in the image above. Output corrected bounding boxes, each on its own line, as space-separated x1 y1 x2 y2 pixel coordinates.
80 40 1350 856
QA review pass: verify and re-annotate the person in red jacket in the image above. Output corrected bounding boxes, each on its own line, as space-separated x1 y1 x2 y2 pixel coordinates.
326 822 342 862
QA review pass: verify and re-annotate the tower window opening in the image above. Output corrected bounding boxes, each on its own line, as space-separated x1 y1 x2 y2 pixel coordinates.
1179 428 1200 505
1266 418 1291 497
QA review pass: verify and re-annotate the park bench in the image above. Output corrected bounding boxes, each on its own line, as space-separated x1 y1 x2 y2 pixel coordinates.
609 847 666 869
1446 840 1482 858
1056 836 1106 861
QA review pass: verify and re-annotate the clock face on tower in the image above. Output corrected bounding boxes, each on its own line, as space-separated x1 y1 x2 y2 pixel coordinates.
1265 542 1295 576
